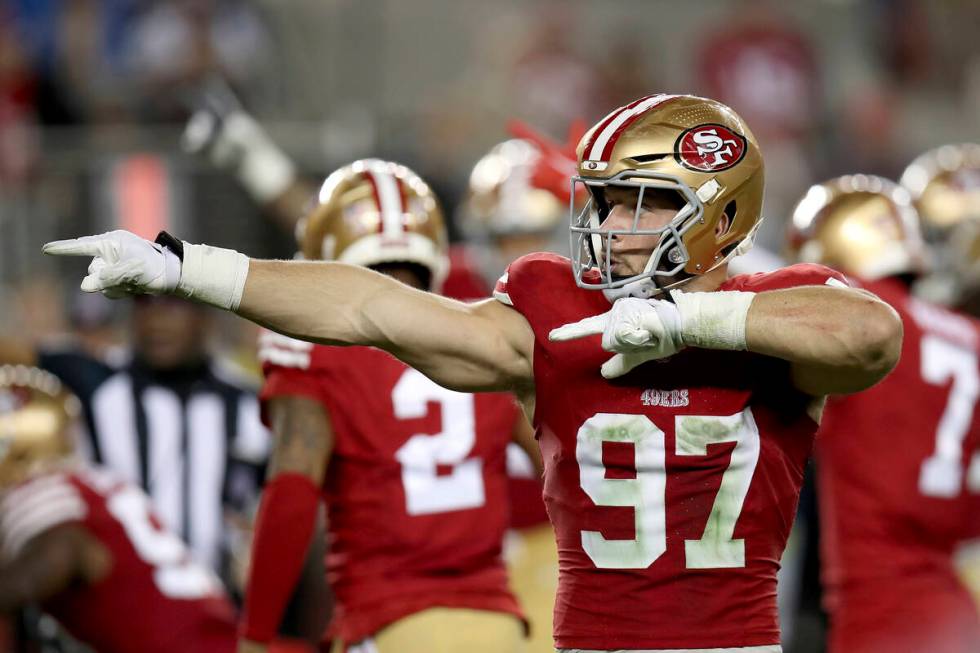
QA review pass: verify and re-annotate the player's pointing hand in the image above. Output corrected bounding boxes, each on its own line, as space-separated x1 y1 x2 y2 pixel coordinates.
549 297 686 378
43 230 181 297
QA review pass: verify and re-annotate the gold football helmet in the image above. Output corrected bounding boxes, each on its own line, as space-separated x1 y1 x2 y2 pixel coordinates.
900 144 980 233
0 365 79 487
459 139 566 238
570 94 765 297
297 159 449 290
787 174 927 280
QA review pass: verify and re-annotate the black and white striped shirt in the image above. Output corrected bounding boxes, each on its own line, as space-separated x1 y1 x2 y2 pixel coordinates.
37 348 270 575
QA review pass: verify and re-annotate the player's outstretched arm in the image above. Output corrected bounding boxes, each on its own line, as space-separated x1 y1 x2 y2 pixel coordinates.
42 231 535 394
0 525 108 613
743 285 902 395
551 283 901 395
241 259 534 393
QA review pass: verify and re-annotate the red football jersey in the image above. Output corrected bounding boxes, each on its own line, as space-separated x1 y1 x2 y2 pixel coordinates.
440 244 491 302
258 338 525 644
0 468 236 653
817 277 980 653
494 253 840 650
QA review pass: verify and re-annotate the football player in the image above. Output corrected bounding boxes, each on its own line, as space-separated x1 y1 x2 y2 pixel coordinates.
45 93 903 652
900 143 980 311
238 159 534 653
0 364 238 653
787 174 980 652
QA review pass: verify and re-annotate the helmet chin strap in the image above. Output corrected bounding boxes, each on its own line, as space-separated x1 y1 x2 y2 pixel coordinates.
601 219 763 302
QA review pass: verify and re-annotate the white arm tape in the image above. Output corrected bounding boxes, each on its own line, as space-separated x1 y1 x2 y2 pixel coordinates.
670 289 755 351
176 242 251 311
227 113 297 204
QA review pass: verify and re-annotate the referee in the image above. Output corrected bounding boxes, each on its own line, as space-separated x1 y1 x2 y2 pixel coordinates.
1 294 269 579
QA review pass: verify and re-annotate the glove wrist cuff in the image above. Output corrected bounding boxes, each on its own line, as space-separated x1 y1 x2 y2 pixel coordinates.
176 242 250 311
670 289 755 351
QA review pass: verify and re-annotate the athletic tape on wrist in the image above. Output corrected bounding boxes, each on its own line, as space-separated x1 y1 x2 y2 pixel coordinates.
176 242 250 311
670 289 755 351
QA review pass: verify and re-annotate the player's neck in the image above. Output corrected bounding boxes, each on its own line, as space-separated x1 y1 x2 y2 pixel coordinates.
679 265 728 294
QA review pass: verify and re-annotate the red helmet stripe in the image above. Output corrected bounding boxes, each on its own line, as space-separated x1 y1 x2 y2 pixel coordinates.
362 171 385 233
582 95 660 162
586 94 680 163
363 169 404 236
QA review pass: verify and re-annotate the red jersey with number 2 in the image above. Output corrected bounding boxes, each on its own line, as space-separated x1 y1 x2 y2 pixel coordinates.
494 253 841 651
818 277 980 653
0 469 236 653
259 339 525 644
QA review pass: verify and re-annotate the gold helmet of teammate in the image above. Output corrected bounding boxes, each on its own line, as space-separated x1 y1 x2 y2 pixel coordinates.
459 139 566 238
296 159 449 290
570 93 765 298
0 365 79 488
786 174 927 280
899 143 980 234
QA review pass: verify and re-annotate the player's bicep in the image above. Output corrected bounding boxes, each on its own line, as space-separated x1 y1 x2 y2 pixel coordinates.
266 395 333 484
386 297 536 393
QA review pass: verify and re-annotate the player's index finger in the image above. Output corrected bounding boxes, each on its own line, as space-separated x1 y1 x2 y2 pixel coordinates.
42 236 104 257
549 314 608 342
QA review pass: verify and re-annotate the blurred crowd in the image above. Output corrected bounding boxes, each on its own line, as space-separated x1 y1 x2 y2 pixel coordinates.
2 0 980 652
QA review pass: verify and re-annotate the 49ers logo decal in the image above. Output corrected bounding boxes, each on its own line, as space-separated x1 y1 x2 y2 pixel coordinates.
674 124 747 172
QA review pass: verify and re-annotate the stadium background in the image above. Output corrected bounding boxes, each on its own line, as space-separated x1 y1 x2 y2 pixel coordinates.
0 0 978 651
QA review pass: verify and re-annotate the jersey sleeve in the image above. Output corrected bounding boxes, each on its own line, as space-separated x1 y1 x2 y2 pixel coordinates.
494 252 566 311
0 474 87 560
727 263 850 293
257 331 331 427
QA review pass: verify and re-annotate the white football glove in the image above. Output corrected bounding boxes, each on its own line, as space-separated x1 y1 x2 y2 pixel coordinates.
549 290 756 379
43 230 250 311
42 230 181 298
549 297 685 378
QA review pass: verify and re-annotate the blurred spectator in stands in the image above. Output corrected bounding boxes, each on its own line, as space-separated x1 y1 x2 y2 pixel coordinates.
7 0 139 126
124 0 273 121
694 0 820 253
506 4 605 135
0 12 40 185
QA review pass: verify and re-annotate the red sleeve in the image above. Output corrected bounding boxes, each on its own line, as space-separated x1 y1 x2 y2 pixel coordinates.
240 473 321 643
726 263 850 293
0 474 88 560
494 252 565 310
257 331 334 428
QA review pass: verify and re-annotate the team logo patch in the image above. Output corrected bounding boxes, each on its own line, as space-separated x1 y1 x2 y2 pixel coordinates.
674 124 747 172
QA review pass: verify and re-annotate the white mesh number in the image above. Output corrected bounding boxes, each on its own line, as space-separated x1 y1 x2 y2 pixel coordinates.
919 335 980 497
106 485 221 599
393 369 485 515
675 409 761 568
576 413 667 568
575 409 760 570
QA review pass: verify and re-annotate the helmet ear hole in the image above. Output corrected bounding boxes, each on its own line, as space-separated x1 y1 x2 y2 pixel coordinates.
717 200 737 238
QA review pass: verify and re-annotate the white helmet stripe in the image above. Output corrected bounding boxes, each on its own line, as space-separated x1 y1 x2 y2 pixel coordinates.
365 170 405 238
586 94 676 162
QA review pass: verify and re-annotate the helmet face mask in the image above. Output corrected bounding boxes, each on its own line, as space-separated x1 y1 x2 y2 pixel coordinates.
569 94 765 298
570 170 705 295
